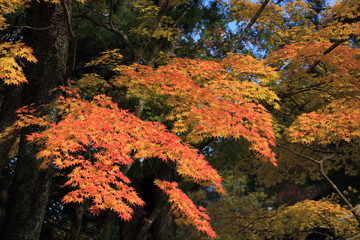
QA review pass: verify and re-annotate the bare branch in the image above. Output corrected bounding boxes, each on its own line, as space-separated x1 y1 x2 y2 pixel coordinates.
10 25 53 30
74 10 133 51
108 0 132 47
276 144 319 164
319 160 360 226
278 144 360 227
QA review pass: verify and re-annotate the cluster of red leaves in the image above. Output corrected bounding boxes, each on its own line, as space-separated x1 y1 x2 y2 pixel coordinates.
155 180 217 238
23 94 223 234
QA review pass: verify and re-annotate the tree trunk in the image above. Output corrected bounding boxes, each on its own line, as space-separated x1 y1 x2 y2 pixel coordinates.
101 211 117 240
150 163 176 240
150 202 175 240
3 1 70 239
119 162 176 240
0 86 23 226
64 204 86 240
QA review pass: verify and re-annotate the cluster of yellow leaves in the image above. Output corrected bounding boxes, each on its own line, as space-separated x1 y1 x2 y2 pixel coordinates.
266 40 360 145
262 2 360 144
320 0 360 40
0 1 20 30
19 93 223 233
0 0 89 86
231 0 360 48
207 196 359 240
85 49 123 68
0 42 37 85
267 42 360 95
130 0 184 40
221 54 279 84
75 73 110 96
267 200 359 239
184 172 359 239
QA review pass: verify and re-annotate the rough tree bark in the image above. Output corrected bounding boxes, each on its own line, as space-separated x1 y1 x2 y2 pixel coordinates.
3 1 70 239
0 86 23 226
149 163 176 240
118 162 176 240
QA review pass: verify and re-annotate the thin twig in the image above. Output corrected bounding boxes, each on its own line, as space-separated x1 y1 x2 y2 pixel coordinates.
276 144 319 164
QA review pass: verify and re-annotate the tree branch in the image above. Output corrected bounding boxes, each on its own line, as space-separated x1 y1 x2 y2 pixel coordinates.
306 39 347 74
277 144 360 227
230 0 271 53
276 144 319 164
10 25 53 30
135 199 164 240
108 0 132 47
319 160 360 226
74 12 134 52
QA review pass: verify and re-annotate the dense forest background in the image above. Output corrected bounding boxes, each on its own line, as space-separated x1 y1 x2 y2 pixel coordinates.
0 0 359 239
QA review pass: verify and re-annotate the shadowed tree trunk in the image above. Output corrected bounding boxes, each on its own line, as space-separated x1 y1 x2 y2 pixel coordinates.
64 203 86 240
150 163 176 240
119 162 176 240
3 1 70 239
0 86 23 226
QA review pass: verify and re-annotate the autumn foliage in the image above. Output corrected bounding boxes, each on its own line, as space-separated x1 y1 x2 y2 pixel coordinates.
14 51 279 236
0 42 37 85
113 56 278 164
18 93 225 236
1 0 360 238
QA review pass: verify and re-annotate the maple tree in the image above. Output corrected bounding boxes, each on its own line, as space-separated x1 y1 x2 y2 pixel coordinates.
16 93 224 237
0 0 359 239
178 0 360 238
11 47 279 237
216 0 360 237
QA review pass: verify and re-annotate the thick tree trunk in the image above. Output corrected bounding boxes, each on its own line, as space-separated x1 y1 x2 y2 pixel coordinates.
3 1 70 239
150 201 175 240
64 204 86 240
150 163 176 240
119 179 148 240
119 162 176 240
101 211 117 240
4 133 54 240
0 86 23 226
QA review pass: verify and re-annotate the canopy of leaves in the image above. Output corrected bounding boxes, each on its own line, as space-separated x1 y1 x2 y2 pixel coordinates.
1 0 360 239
